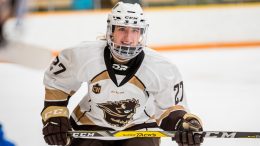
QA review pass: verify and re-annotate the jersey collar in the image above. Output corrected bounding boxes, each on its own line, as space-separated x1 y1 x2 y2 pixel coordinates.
104 45 144 87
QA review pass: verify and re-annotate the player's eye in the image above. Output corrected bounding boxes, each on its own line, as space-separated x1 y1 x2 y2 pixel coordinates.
132 28 140 33
117 27 126 31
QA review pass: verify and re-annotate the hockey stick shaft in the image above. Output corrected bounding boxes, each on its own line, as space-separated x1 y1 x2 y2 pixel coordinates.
68 131 260 138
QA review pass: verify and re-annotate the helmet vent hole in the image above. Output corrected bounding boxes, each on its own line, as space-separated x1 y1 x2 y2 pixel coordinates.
127 11 135 13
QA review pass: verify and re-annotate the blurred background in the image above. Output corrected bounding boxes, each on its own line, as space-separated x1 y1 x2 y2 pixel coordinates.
24 0 260 11
0 0 260 146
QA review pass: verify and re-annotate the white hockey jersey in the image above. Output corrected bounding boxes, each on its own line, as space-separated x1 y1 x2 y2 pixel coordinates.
44 40 188 133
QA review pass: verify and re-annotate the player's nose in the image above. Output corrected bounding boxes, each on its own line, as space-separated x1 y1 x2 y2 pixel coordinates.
122 31 133 45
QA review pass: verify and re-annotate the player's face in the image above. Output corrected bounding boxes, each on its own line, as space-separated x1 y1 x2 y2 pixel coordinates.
112 26 141 47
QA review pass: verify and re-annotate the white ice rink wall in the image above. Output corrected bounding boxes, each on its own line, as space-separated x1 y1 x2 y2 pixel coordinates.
1 3 260 146
5 3 260 50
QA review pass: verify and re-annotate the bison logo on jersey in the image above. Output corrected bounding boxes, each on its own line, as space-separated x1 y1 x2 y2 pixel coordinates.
92 83 101 94
97 99 140 127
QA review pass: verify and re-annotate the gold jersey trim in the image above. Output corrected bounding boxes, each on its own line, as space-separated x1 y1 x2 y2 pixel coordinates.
91 71 110 84
73 105 95 125
129 76 145 91
45 88 69 101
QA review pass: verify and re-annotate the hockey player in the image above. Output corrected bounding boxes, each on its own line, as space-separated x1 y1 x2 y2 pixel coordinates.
41 2 204 146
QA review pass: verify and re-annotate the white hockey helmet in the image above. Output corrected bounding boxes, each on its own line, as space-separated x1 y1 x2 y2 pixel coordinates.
106 2 149 61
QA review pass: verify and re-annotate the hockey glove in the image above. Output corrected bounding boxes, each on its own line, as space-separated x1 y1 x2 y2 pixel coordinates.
175 113 204 146
41 106 71 145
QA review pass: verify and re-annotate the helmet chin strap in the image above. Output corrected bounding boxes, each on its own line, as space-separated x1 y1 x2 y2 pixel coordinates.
111 52 130 64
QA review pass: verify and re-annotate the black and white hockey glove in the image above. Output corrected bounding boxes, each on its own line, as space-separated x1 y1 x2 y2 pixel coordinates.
41 106 71 146
175 113 204 146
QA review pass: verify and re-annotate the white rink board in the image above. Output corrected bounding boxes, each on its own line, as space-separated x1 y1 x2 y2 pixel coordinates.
4 5 260 50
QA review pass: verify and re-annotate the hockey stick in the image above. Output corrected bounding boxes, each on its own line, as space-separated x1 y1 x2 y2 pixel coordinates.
68 131 260 139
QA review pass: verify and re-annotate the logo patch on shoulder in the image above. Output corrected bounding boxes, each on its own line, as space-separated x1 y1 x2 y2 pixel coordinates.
92 83 101 94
